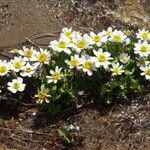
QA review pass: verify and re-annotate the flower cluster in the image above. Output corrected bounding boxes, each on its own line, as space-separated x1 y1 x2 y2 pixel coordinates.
49 28 129 77
49 28 150 79
135 29 150 80
0 47 50 93
0 27 150 110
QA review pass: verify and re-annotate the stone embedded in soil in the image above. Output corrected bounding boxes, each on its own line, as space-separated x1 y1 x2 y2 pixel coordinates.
113 0 150 29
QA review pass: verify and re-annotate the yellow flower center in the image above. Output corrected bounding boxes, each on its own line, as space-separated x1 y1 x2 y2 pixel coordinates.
11 48 19 54
145 68 150 75
140 45 148 52
77 39 87 48
0 66 7 73
70 58 79 66
139 59 146 65
12 82 20 89
113 67 120 73
97 54 107 62
83 61 93 69
24 49 33 58
141 32 149 39
25 67 32 73
37 54 48 63
52 72 60 80
93 35 101 42
57 41 67 48
65 31 72 38
13 61 22 69
113 35 121 42
37 91 47 99
106 31 112 36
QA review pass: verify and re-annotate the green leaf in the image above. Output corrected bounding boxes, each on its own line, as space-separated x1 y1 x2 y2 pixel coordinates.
137 85 144 92
52 85 57 91
58 128 71 143
60 87 65 93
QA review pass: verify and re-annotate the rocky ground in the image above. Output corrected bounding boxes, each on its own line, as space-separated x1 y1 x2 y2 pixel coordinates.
0 0 150 149
0 0 150 49
0 94 149 150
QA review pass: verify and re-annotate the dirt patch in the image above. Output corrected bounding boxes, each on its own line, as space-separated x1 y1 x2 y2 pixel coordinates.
74 101 150 150
0 0 150 49
114 0 150 28
0 0 59 48
0 94 149 150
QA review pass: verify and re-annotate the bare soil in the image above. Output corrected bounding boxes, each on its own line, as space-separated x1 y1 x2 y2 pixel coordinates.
0 0 150 150
0 0 150 49
0 94 149 150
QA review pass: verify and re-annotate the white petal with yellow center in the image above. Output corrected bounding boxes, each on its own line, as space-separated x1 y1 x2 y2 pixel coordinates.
7 77 26 93
140 65 150 80
134 41 150 57
93 49 112 69
10 57 26 72
47 66 63 83
0 60 9 76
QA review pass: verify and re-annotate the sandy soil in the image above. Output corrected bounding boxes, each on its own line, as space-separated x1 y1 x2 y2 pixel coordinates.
0 0 150 49
0 0 59 48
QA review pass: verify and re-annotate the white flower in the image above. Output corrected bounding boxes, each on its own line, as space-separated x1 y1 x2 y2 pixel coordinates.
134 40 150 57
9 56 26 72
50 37 71 54
79 56 95 76
136 29 150 41
0 60 9 76
68 30 82 39
89 32 107 46
7 77 26 93
73 34 91 53
136 57 149 67
92 49 112 69
109 30 127 42
18 46 37 61
35 48 51 65
20 62 38 77
35 85 51 104
119 53 130 64
102 27 113 37
46 66 63 83
60 29 83 46
60 28 74 39
125 38 131 44
65 55 81 69
111 63 124 76
140 64 150 80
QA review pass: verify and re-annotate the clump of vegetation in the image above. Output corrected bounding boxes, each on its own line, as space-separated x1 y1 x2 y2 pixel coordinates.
0 27 150 115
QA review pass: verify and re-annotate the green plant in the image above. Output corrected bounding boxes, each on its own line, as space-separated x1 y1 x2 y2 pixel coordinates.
0 27 150 115
58 128 73 143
